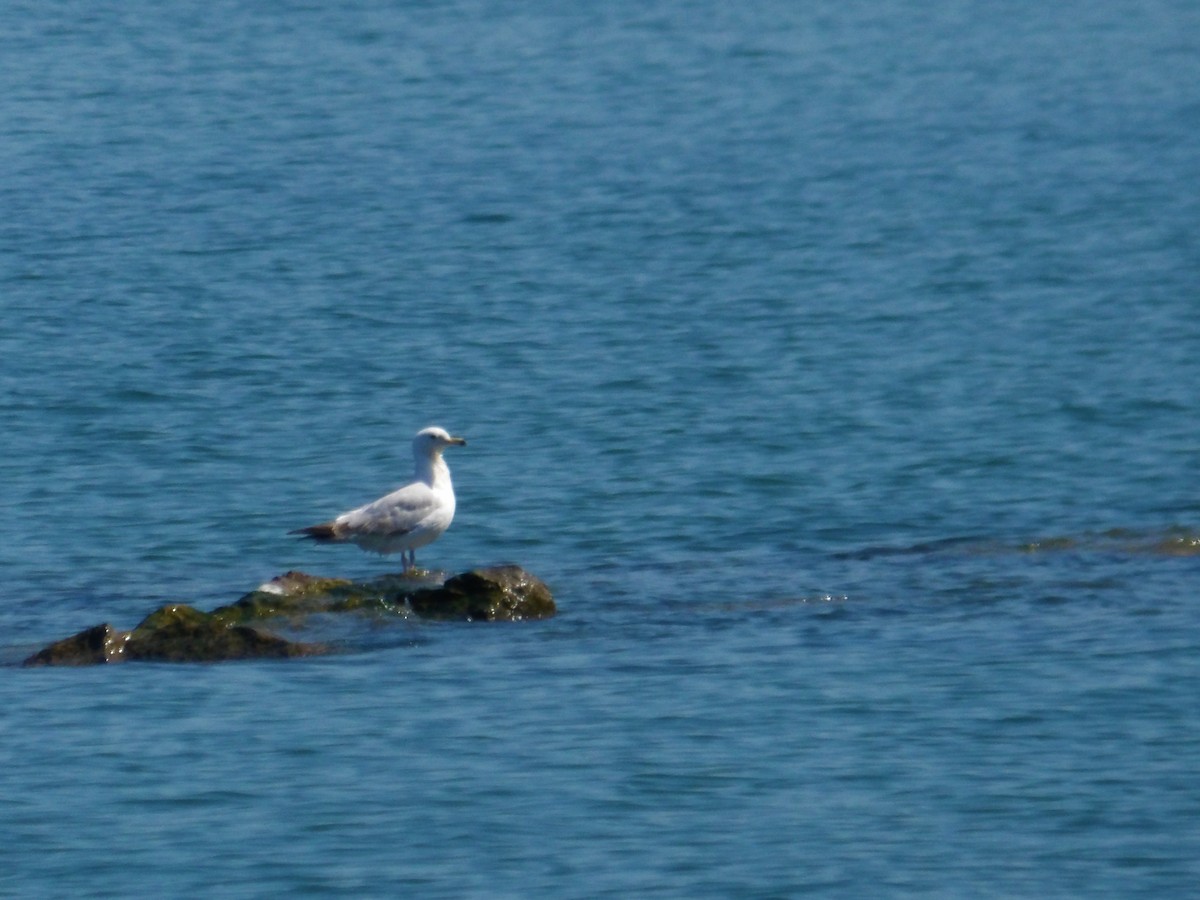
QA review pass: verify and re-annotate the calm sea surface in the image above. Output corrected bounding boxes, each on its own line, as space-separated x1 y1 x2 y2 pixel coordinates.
2 0 1198 896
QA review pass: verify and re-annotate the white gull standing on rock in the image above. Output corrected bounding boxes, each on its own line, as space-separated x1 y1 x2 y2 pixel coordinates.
290 426 467 572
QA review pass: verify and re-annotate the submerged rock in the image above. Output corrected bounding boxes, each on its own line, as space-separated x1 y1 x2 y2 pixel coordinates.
22 565 555 667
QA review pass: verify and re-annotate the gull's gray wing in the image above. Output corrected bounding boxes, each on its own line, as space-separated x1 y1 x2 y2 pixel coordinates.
335 481 440 537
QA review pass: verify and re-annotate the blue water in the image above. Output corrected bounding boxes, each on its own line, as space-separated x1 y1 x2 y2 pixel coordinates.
3 0 1199 895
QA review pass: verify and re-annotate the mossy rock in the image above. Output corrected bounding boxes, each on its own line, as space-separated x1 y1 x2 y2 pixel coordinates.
123 603 325 663
408 565 556 621
211 572 383 626
220 566 557 624
22 565 555 666
23 623 131 667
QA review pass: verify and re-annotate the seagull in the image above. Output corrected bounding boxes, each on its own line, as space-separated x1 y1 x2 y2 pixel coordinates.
290 426 467 572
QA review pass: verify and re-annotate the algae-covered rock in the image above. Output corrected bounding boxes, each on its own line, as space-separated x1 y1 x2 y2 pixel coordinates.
211 572 373 626
217 565 557 624
123 603 325 663
21 606 325 667
409 565 556 621
23 623 131 667
22 565 555 666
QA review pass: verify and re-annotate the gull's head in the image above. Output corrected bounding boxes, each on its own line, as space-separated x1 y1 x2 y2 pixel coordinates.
414 426 467 456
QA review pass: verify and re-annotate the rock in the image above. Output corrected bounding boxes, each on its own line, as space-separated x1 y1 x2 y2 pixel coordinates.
21 607 326 667
408 565 557 621
22 623 130 667
212 573 384 626
22 565 555 666
218 565 556 624
123 604 326 663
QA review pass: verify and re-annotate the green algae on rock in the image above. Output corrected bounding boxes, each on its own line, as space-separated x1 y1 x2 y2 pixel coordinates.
227 566 556 624
124 603 326 663
22 605 326 667
211 571 377 626
23 623 131 667
22 565 555 667
409 565 557 621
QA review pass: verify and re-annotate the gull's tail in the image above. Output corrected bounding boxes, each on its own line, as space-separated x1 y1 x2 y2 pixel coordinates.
289 523 341 543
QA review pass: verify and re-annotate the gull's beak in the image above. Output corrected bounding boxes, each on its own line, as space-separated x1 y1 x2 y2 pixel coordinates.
448 435 467 446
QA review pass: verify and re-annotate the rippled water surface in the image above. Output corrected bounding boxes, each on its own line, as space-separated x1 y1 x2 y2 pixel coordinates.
2 0 1198 896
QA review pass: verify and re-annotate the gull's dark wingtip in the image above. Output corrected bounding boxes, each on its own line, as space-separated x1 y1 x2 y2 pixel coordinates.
290 523 338 542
